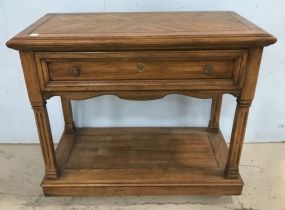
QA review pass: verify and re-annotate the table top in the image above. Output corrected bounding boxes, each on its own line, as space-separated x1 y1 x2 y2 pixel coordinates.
7 11 276 50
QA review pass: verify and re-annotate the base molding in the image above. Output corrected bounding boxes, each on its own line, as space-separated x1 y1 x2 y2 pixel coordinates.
42 184 243 196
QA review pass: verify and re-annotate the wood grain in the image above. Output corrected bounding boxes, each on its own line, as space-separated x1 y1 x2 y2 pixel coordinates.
208 95 223 133
42 127 243 196
7 12 276 196
60 96 75 134
6 12 276 50
33 105 58 179
48 60 234 81
225 48 264 178
34 50 247 92
66 131 217 169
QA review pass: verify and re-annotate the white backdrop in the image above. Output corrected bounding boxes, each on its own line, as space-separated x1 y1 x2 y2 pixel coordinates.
0 0 284 143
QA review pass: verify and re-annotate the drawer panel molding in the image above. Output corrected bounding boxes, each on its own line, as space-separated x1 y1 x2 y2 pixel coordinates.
35 50 247 92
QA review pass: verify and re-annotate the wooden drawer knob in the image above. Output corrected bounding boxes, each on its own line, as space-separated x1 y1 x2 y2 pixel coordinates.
204 65 214 75
69 67 80 76
137 63 145 73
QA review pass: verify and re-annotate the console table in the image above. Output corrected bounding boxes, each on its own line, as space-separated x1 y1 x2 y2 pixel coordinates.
7 12 276 196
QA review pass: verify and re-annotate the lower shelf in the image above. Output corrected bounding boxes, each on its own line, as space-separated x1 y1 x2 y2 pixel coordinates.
42 127 243 196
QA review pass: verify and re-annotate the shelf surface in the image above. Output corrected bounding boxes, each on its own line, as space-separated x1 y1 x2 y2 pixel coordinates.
42 127 243 196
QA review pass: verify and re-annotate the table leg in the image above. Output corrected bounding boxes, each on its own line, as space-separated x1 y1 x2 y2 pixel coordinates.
225 100 251 178
208 95 223 133
19 51 58 180
225 48 263 178
61 96 75 134
33 103 58 179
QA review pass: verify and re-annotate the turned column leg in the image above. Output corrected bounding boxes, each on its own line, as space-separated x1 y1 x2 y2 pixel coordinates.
61 96 75 134
225 100 251 178
32 103 58 179
208 95 223 133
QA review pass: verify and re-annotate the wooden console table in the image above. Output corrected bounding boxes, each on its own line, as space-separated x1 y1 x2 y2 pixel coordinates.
7 12 276 196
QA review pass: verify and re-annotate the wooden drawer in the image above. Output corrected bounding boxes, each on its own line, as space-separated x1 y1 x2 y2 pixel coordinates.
35 50 247 90
48 58 233 81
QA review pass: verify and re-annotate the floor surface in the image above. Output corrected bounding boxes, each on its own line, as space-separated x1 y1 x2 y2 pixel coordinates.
0 143 284 210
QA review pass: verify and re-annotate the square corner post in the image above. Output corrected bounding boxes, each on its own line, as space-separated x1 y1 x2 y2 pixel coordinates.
225 48 264 178
208 95 223 133
60 96 76 134
19 51 58 180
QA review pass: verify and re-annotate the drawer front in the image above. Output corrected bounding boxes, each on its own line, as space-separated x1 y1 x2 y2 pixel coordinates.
35 50 247 90
48 59 233 81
